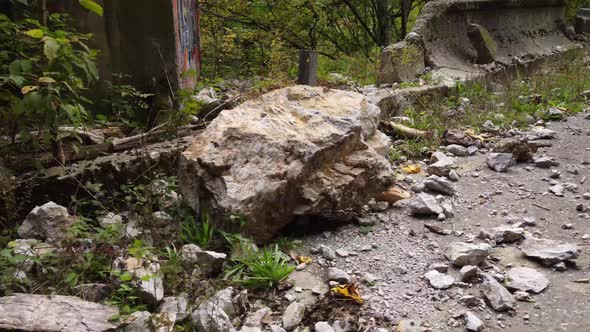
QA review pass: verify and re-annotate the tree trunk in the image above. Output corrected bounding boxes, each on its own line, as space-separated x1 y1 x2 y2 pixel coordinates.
376 0 391 46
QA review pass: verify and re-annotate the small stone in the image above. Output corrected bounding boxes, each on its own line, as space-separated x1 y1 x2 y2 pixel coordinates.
448 170 460 182
505 267 549 293
481 275 515 311
467 146 479 155
490 226 525 244
282 302 305 331
553 262 567 271
534 156 559 168
445 242 491 267
396 319 423 332
335 249 349 257
522 217 537 227
320 245 336 260
459 295 486 308
549 184 564 197
446 144 468 157
363 273 379 285
18 202 76 245
562 223 574 230
465 312 484 331
430 263 449 273
315 322 334 332
408 193 443 216
460 265 479 282
486 153 514 172
423 175 456 196
427 151 456 176
520 238 579 266
513 291 533 302
482 120 499 133
424 270 455 289
328 268 351 284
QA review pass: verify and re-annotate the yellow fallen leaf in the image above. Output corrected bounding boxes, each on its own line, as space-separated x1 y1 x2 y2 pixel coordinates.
21 85 38 95
401 164 421 174
331 282 363 304
296 256 312 264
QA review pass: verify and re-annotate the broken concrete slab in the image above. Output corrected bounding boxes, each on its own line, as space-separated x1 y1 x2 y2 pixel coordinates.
179 86 394 241
0 293 119 332
467 24 497 64
377 42 425 84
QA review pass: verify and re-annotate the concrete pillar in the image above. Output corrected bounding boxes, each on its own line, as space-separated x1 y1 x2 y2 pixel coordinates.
297 50 318 86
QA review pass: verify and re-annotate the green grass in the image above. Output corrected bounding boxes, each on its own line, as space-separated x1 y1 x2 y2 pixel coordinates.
390 54 590 162
180 213 216 249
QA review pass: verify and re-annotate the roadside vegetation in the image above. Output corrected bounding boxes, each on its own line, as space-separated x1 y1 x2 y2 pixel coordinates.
389 52 590 162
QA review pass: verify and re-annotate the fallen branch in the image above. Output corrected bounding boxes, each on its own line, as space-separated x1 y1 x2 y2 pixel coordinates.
387 121 430 139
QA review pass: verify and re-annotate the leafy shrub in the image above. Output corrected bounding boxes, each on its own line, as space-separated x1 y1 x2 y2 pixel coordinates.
180 212 216 249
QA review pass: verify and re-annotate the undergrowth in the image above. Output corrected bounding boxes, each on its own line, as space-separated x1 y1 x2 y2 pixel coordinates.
389 54 590 163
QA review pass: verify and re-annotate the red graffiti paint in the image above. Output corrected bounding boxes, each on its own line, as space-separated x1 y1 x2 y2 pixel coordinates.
172 0 200 89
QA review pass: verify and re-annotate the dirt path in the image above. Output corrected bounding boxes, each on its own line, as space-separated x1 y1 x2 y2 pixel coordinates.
297 113 590 331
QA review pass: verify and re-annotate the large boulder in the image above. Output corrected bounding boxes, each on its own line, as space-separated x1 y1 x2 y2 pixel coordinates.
18 202 76 245
0 293 118 332
377 41 425 84
179 86 394 241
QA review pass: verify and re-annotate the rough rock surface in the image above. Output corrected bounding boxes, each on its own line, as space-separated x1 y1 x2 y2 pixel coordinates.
0 293 118 332
489 226 525 244
481 275 516 311
282 301 306 331
467 23 497 64
18 202 76 245
191 288 236 332
424 270 454 289
445 242 490 267
377 42 425 84
408 193 443 216
505 267 550 293
486 153 514 172
520 238 579 266
494 137 538 161
112 257 164 302
179 85 394 241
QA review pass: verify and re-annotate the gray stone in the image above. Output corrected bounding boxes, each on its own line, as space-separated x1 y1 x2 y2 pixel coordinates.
180 244 227 275
125 312 175 332
179 86 393 242
465 312 484 331
335 249 349 257
505 267 549 294
74 283 113 303
549 184 564 197
271 326 287 332
159 295 189 321
328 268 351 284
446 144 468 157
424 270 454 289
490 226 525 244
363 273 379 285
459 295 486 308
528 127 557 140
243 307 271 328
460 265 479 282
445 242 490 267
396 320 423 332
423 175 455 196
427 151 456 176
124 311 151 332
282 302 306 331
481 275 516 311
0 293 118 332
98 212 123 228
494 137 538 162
486 153 514 172
534 156 559 168
315 322 335 332
482 120 499 133
513 291 533 302
320 245 336 260
377 42 425 84
521 238 579 266
332 320 353 332
191 288 236 332
408 193 443 216
18 202 76 245
430 263 449 273
448 170 460 182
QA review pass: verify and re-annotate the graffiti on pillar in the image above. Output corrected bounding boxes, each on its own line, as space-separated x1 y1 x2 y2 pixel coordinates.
172 0 200 89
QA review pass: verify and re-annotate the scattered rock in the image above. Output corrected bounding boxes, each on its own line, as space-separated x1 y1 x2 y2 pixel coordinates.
513 291 533 302
448 170 460 182
98 212 123 228
486 153 514 172
490 226 525 244
481 275 516 311
363 273 379 285
423 175 455 196
243 307 271 328
159 295 189 321
443 129 476 147
527 127 557 140
459 295 486 308
282 302 306 331
533 156 559 168
192 288 237 332
520 238 579 266
315 322 335 332
18 202 76 245
482 120 500 133
446 144 468 157
424 270 454 289
549 184 564 197
460 265 479 282
494 137 538 161
320 245 336 260
180 244 227 275
396 319 423 332
505 267 549 294
328 268 351 284
408 193 443 216
0 293 118 332
430 263 450 273
427 151 456 176
445 242 491 267
465 312 484 331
